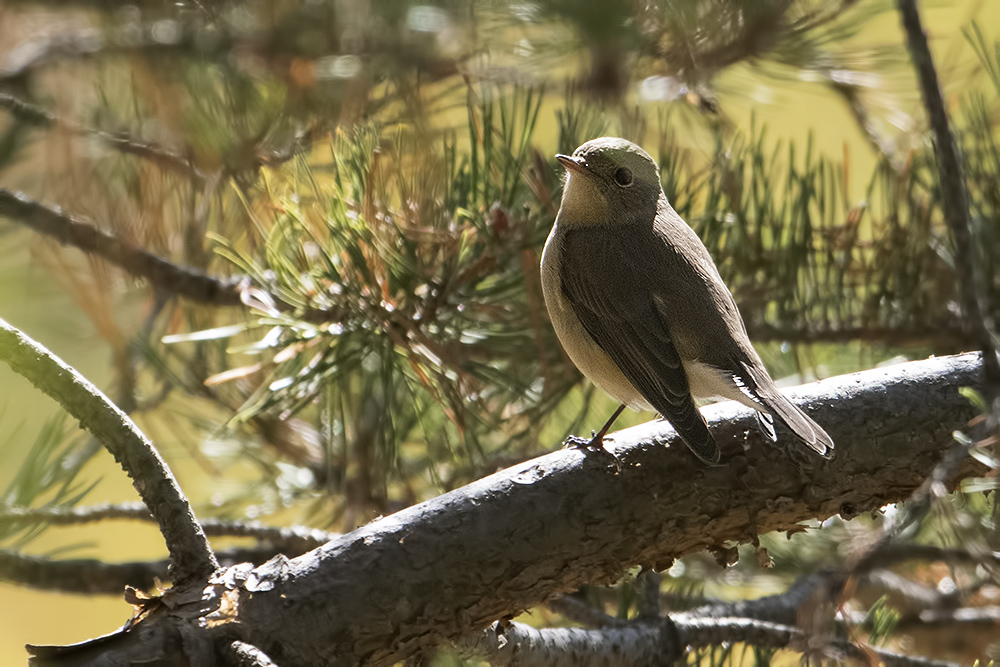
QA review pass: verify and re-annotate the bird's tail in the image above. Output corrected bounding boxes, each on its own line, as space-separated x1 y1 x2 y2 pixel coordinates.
760 389 834 458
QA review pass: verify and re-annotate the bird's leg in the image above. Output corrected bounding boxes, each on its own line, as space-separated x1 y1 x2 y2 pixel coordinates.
563 404 627 451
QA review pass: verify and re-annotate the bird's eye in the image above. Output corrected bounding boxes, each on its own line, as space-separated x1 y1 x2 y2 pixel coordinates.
613 167 633 187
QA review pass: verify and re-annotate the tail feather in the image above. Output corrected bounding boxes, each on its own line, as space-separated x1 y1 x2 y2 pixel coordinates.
762 390 834 458
755 410 777 442
738 360 834 458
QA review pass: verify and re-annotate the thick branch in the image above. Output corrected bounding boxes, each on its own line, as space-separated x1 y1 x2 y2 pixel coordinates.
228 353 984 665
0 189 245 306
0 319 217 583
26 354 988 665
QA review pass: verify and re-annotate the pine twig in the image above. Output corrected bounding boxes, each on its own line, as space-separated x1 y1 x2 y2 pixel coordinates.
0 546 283 595
0 93 205 182
0 189 246 306
0 319 217 583
0 503 335 554
686 571 838 627
853 543 1000 573
0 547 170 594
897 0 1000 394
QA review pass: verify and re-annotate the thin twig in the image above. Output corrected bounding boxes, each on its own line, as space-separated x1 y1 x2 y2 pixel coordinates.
0 503 335 553
851 441 978 575
852 543 1000 572
830 82 902 170
546 594 624 628
898 0 1000 394
636 571 662 620
0 189 246 306
687 571 839 627
0 93 205 182
0 547 170 594
0 546 280 595
0 319 218 583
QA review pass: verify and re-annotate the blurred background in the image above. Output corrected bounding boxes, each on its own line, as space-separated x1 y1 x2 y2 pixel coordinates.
1 0 999 664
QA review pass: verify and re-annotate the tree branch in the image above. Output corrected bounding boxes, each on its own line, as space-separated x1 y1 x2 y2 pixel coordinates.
227 353 984 664
0 319 217 583
22 353 988 664
853 543 1000 573
465 617 961 667
0 93 205 182
897 0 1000 392
0 503 334 554
0 189 246 306
0 546 280 594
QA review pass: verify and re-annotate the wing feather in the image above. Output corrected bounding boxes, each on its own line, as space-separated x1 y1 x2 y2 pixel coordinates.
559 225 719 463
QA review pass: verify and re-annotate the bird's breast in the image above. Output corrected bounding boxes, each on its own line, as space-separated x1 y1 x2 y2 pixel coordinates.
540 223 650 411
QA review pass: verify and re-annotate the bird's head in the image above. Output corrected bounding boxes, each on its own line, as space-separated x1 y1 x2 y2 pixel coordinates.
556 137 662 226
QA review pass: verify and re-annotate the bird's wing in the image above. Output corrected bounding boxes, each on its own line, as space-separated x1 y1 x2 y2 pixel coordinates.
559 226 719 463
645 209 833 458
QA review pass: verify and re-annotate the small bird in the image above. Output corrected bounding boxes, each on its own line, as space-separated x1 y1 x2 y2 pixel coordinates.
541 137 833 464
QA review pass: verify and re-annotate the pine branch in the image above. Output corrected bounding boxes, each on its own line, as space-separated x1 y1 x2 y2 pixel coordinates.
686 571 836 627
0 503 334 554
0 546 279 594
851 543 1000 573
912 606 1000 626
0 189 246 306
0 548 169 594
858 569 983 618
225 354 981 664
465 617 961 667
898 0 1000 392
546 594 623 628
0 319 217 583
0 93 206 181
461 619 683 667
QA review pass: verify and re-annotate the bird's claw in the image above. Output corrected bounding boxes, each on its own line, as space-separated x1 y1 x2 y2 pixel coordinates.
562 430 605 451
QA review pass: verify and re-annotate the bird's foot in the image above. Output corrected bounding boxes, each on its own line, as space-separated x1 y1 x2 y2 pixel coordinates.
563 432 621 473
562 430 607 451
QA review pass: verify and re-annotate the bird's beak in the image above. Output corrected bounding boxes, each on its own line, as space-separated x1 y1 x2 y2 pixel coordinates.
556 154 588 174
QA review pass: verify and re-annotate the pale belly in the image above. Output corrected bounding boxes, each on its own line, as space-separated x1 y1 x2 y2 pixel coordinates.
540 227 651 411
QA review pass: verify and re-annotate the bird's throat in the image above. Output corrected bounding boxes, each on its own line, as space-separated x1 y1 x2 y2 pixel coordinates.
558 172 608 226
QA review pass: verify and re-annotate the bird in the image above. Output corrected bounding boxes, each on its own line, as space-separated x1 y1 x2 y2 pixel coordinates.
540 137 834 464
